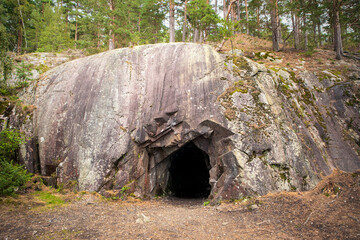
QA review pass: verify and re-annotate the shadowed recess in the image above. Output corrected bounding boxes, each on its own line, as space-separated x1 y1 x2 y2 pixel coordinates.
167 142 211 198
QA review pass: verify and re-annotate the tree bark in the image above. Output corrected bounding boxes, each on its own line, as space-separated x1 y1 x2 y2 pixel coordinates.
333 0 343 59
169 0 175 42
109 0 115 49
270 0 280 51
317 23 322 46
75 22 78 42
215 0 218 13
224 0 237 21
291 0 300 49
313 21 317 47
312 0 318 47
17 24 22 54
17 0 27 51
256 6 260 34
275 0 282 44
75 1 78 43
182 0 188 42
245 0 249 34
303 14 308 50
230 1 234 22
223 0 227 19
193 28 199 43
237 0 241 26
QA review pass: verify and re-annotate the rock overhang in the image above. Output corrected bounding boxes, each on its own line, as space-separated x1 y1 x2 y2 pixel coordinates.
29 42 360 201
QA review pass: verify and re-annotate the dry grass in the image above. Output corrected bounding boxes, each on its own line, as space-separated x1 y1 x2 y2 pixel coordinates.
220 33 360 80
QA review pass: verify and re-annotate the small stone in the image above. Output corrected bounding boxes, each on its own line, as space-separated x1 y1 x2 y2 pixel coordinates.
136 213 150 224
249 204 259 210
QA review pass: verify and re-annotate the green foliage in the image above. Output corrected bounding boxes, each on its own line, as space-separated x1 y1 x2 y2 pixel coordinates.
37 4 73 52
0 128 26 160
15 61 32 88
0 0 359 54
187 0 219 32
0 159 32 196
0 24 13 85
0 54 13 86
0 128 30 196
120 185 130 194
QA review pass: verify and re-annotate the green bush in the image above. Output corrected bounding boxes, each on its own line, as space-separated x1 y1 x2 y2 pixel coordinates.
0 129 26 160
0 159 32 196
0 129 30 196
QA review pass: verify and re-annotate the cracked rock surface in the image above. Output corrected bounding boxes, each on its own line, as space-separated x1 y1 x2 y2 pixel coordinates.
26 43 360 200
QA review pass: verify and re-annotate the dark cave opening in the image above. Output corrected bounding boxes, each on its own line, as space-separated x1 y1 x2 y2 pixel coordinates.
167 142 211 198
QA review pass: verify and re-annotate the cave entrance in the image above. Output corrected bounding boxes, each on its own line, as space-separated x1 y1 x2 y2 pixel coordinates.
167 142 211 198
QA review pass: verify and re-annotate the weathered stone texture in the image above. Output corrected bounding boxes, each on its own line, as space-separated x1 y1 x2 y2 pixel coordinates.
29 43 360 201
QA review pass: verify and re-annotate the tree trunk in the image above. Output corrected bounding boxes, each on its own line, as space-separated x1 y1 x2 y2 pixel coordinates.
97 26 100 49
236 0 241 32
317 23 322 46
230 2 235 22
256 6 260 34
215 0 218 13
193 28 198 43
17 0 27 51
223 0 227 19
333 0 343 59
75 22 78 42
312 0 318 47
75 2 78 43
291 0 300 49
275 0 281 44
313 21 318 47
17 25 22 54
217 0 238 51
109 0 115 49
169 0 175 42
303 14 308 50
270 0 280 51
182 0 188 42
245 0 249 34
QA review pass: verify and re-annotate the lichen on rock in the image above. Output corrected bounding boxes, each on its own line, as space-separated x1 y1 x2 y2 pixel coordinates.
18 43 359 202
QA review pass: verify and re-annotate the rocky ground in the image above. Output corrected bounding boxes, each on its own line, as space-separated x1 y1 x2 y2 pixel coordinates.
221 34 360 80
1 170 359 240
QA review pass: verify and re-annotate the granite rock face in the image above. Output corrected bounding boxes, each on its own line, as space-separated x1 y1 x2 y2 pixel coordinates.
30 43 360 201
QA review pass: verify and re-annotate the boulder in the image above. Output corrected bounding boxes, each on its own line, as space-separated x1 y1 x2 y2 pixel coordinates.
26 43 359 201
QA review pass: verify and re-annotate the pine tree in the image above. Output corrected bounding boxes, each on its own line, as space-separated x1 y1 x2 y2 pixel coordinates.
187 0 219 42
38 4 72 52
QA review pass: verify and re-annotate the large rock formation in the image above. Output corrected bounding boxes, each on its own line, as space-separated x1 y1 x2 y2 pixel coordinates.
24 43 360 201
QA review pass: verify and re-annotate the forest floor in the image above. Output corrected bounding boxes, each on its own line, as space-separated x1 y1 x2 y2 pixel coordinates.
3 36 359 240
0 170 359 240
220 34 360 80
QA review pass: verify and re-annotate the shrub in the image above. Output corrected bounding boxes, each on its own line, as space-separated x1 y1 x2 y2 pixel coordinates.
0 129 30 196
0 159 32 196
0 129 26 160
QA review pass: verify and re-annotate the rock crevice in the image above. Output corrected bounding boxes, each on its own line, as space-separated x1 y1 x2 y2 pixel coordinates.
20 43 359 201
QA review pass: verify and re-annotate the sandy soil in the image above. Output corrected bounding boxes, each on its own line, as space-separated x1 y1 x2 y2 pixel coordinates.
0 170 359 240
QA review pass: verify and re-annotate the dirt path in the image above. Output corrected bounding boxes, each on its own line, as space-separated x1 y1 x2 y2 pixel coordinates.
1 170 359 240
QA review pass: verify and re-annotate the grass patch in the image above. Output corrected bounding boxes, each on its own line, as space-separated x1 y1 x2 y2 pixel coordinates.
33 191 65 207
